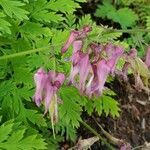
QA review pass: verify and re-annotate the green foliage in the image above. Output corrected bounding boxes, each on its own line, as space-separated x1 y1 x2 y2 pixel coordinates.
0 0 29 20
146 16 150 34
0 12 11 34
85 89 120 118
95 1 138 28
0 120 47 150
59 86 83 128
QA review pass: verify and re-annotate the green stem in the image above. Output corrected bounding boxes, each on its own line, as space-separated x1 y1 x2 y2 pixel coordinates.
80 120 114 150
0 45 50 60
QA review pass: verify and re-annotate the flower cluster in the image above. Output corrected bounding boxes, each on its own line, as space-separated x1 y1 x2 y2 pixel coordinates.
33 68 65 114
33 26 150 114
61 26 124 97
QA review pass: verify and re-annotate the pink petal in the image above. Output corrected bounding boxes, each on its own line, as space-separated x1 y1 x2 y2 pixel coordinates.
107 46 124 73
69 51 91 92
72 40 83 54
86 59 111 97
33 68 47 107
71 51 81 66
79 54 91 92
71 40 83 65
44 82 54 114
97 59 111 95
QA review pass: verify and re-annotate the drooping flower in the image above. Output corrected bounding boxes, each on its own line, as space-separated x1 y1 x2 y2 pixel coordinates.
145 46 150 69
61 30 79 54
106 46 124 74
33 68 65 114
61 26 91 54
68 40 91 92
78 53 91 92
44 71 65 114
86 59 111 97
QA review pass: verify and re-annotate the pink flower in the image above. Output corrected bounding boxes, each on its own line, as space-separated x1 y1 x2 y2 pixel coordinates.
86 59 111 97
44 71 65 114
33 68 65 114
61 30 79 54
145 46 150 69
67 40 91 92
78 53 91 92
107 46 124 73
69 51 91 92
61 26 91 54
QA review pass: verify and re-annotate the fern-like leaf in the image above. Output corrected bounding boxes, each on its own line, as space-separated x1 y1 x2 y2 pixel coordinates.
0 12 11 34
95 1 138 28
0 0 29 20
59 86 82 128
0 121 47 150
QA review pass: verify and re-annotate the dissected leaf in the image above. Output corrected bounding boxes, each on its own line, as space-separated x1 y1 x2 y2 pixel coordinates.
0 0 29 20
0 12 11 34
95 1 138 28
0 121 47 150
59 86 82 128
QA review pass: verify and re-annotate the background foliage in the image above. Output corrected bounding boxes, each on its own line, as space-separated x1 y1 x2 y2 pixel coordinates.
0 0 149 149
